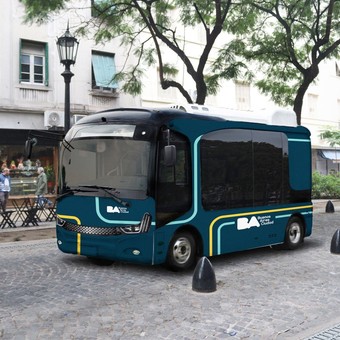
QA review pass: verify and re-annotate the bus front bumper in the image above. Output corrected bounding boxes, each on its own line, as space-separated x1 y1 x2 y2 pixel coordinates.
56 225 154 265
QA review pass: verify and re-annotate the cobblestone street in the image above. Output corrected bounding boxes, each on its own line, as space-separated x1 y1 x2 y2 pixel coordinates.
1 209 340 339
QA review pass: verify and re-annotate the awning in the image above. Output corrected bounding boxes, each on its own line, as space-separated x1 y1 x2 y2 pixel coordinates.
318 150 340 162
92 54 118 89
0 129 60 146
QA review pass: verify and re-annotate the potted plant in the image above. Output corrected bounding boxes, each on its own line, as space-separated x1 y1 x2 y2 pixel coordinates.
45 165 55 193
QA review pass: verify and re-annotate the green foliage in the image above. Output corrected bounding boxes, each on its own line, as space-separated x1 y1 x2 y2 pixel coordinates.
162 64 179 77
20 0 340 112
20 0 64 23
20 0 244 103
255 78 297 107
178 0 224 27
238 0 340 122
117 68 144 95
319 128 340 147
312 172 340 199
45 165 55 182
204 74 220 96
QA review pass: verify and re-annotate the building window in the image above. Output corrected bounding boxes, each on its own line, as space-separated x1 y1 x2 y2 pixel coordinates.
308 93 318 114
20 40 48 85
92 52 118 92
336 62 340 77
235 81 250 110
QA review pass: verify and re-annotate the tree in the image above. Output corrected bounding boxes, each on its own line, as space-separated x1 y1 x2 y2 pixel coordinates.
240 0 340 125
20 0 251 105
320 128 340 146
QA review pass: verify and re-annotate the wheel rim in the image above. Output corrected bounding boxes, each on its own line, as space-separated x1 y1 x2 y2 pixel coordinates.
289 222 301 244
172 237 192 265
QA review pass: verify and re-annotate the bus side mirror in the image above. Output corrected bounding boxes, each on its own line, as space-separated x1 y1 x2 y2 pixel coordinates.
24 137 37 159
164 145 176 166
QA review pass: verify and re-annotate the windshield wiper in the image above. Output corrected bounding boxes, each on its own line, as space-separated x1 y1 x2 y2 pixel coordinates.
78 185 130 207
62 140 74 152
57 187 94 201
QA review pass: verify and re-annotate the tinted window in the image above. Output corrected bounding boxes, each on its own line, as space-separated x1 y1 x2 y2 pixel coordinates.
201 129 290 210
156 130 192 226
253 131 288 206
201 129 252 209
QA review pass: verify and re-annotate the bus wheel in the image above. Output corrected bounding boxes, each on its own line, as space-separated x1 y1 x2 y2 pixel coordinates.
167 232 196 271
283 217 304 250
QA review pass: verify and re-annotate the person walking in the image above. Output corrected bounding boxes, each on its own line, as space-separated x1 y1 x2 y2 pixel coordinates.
35 167 52 207
0 168 11 211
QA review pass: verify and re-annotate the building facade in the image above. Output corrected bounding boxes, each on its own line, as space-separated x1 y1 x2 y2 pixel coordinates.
0 0 140 195
0 0 339 198
140 24 340 176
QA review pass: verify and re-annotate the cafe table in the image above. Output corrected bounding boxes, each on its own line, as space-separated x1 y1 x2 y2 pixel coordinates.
8 195 56 227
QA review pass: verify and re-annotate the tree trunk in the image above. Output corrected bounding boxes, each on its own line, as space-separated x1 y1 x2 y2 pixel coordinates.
293 87 305 126
294 66 319 125
195 76 208 105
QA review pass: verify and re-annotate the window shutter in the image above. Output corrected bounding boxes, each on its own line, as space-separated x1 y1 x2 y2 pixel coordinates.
44 43 49 86
92 53 118 89
19 39 22 82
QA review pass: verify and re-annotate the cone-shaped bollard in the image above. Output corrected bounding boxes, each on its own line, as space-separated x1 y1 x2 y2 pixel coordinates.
326 200 335 213
331 229 340 254
192 256 216 293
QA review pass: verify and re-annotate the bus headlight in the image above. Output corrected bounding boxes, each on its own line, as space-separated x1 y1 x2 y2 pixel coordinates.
119 213 151 234
57 216 66 227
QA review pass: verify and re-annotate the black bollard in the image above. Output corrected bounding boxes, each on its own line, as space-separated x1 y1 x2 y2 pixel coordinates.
326 200 335 213
192 256 216 293
331 229 340 254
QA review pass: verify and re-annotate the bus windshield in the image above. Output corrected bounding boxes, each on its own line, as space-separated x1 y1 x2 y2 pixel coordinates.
60 124 154 199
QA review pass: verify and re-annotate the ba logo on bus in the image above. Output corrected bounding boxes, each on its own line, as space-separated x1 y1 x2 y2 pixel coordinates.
237 215 274 230
107 206 129 214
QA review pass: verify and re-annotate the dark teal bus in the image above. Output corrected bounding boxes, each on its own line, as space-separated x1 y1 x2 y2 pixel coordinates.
56 106 312 270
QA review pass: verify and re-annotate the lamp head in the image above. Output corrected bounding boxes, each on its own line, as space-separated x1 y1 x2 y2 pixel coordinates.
56 22 79 67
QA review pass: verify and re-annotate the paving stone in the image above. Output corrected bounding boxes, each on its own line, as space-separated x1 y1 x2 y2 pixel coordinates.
2 212 340 338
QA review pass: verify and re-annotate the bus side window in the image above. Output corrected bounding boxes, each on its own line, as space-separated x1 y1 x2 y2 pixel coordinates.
156 130 192 226
201 129 290 210
201 129 253 210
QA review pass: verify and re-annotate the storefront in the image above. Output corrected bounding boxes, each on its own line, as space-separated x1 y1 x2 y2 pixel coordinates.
313 149 340 175
0 129 60 196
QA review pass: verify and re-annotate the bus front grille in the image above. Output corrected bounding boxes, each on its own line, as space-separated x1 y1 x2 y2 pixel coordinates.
57 213 152 236
59 221 123 236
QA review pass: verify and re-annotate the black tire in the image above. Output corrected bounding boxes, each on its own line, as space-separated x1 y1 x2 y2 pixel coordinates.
166 232 197 271
282 216 304 250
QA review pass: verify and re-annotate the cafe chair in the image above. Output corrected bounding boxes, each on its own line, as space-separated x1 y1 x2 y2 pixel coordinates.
45 200 56 222
0 200 16 228
35 198 55 222
21 199 39 227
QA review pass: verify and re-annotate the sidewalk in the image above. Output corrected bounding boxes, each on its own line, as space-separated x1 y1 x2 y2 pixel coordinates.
312 198 340 213
0 220 56 233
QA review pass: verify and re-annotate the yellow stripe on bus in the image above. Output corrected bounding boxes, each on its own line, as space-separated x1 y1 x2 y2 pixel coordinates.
209 205 313 256
57 214 81 225
57 214 82 255
77 233 81 255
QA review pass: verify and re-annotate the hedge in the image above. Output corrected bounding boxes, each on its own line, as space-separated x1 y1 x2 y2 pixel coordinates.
312 172 340 199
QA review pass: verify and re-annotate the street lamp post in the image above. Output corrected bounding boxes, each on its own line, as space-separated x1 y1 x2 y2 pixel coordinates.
56 23 79 134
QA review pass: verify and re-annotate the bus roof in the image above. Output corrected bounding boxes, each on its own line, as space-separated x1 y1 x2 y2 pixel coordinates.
169 104 297 127
76 105 298 129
